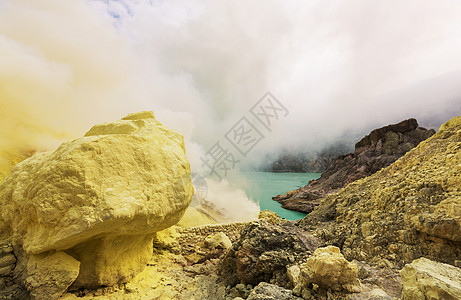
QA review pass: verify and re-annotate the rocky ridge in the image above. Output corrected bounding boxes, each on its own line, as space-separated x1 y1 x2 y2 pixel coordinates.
274 118 436 213
299 116 461 268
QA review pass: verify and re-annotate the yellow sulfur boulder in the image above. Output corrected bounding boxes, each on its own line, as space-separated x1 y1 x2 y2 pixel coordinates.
401 257 461 300
0 111 193 292
298 246 360 293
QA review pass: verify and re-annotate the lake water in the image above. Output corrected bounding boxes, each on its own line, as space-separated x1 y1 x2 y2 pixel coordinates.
241 172 321 221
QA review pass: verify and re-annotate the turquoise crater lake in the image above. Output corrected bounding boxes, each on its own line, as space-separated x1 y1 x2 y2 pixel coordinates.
241 172 321 221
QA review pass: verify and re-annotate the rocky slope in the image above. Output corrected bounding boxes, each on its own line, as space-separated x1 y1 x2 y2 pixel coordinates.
0 111 193 299
274 118 435 213
299 116 461 268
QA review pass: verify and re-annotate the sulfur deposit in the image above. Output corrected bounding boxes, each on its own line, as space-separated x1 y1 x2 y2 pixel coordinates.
296 246 360 293
400 257 461 300
300 116 461 267
0 111 193 298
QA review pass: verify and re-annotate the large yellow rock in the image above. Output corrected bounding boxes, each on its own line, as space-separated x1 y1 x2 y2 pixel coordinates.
401 257 461 300
298 246 360 293
0 111 193 290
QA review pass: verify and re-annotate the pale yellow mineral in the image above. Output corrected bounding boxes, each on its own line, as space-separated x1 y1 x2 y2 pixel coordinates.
0 111 193 295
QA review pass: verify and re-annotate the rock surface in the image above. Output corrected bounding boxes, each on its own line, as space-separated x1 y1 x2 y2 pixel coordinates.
296 246 360 293
247 282 301 300
299 116 461 267
274 118 435 213
0 242 27 299
53 216 403 300
219 219 320 288
204 232 232 250
59 221 252 300
400 257 461 300
0 111 193 296
25 251 80 300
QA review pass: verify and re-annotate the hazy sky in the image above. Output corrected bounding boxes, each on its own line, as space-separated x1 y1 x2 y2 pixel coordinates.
1 0 461 172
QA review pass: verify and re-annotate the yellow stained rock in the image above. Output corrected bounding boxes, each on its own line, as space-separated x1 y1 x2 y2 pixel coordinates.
25 251 80 300
298 246 360 293
0 111 193 291
401 257 461 300
300 116 461 266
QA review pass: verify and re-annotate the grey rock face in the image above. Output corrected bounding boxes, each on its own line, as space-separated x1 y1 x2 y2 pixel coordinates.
247 282 301 300
219 220 319 288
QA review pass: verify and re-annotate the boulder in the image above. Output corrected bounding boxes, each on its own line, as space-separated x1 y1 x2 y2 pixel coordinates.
0 111 193 293
400 257 461 300
219 220 319 288
286 265 301 288
204 232 232 250
297 246 360 293
247 282 301 300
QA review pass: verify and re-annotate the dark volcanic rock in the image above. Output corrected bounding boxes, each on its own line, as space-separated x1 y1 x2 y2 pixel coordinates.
218 220 320 288
273 118 435 213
